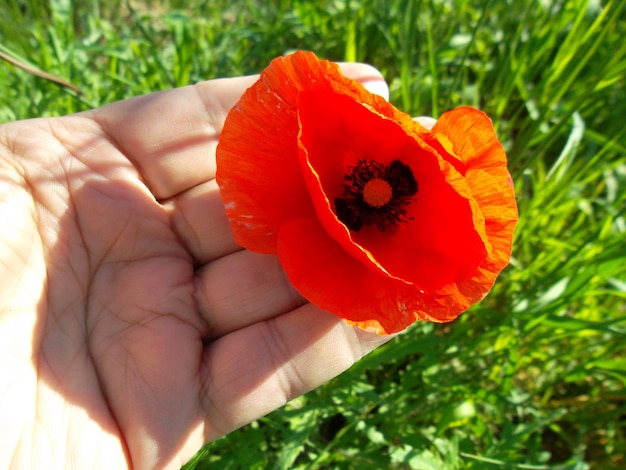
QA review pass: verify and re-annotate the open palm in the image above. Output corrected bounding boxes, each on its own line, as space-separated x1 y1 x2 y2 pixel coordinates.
0 66 391 469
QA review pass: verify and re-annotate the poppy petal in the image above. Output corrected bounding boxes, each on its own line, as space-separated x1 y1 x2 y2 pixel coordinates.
216 51 389 253
277 217 423 334
433 107 518 239
426 107 518 309
277 217 485 334
296 89 488 292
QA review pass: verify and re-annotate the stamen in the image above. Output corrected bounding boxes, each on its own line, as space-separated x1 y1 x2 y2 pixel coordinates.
334 159 418 232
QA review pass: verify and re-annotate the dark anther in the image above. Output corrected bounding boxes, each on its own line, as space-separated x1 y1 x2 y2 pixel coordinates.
334 159 418 232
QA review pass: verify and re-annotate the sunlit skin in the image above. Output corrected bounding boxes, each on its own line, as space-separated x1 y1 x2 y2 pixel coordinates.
0 65 397 469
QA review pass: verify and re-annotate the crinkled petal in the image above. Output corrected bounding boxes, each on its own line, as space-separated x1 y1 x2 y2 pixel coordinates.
297 89 488 292
216 51 390 253
277 217 426 334
429 107 518 306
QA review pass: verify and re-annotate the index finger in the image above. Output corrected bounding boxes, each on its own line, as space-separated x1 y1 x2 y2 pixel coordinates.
89 63 388 201
89 75 258 201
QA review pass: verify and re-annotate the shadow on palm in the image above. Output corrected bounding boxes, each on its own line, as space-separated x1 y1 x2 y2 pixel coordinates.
26 82 381 468
1 64 391 468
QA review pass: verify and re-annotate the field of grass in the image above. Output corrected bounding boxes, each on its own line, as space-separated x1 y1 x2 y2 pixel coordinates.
1 0 625 468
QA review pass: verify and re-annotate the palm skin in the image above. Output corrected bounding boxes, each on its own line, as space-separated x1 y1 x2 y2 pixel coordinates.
0 66 392 469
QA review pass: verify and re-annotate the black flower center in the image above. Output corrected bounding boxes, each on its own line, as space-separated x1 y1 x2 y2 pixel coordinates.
334 159 418 232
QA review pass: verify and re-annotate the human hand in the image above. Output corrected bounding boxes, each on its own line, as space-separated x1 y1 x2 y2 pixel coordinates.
0 64 392 469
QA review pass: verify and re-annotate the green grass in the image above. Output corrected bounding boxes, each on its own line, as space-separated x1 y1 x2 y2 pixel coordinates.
2 0 625 468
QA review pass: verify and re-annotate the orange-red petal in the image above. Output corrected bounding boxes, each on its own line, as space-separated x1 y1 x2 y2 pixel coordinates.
277 217 423 334
428 107 518 306
296 89 488 292
216 51 388 253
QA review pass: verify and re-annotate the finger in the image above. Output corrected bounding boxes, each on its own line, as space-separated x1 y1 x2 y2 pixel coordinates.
194 250 305 337
163 179 239 264
90 75 259 200
200 305 392 441
91 63 388 203
414 116 437 130
338 62 389 100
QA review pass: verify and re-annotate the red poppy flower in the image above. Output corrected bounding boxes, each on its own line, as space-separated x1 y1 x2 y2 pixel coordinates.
216 51 517 335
